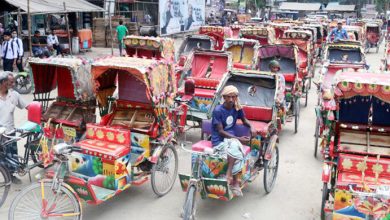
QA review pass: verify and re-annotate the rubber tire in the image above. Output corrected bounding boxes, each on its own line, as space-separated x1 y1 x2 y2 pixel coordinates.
294 99 300 134
183 185 197 220
0 165 10 208
151 144 178 197
9 182 81 220
13 75 32 95
263 146 279 194
314 118 320 158
321 183 329 220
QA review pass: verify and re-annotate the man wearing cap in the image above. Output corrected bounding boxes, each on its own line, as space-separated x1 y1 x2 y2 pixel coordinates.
328 22 348 42
1 31 18 72
0 71 28 183
211 85 256 196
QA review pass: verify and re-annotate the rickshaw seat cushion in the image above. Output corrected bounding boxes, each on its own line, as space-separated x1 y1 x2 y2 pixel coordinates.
241 120 270 137
191 140 251 156
337 154 390 186
190 77 220 89
242 106 272 122
283 73 295 83
75 139 130 160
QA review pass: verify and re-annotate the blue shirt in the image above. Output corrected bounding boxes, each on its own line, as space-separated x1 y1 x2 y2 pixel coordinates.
211 104 244 146
328 27 349 41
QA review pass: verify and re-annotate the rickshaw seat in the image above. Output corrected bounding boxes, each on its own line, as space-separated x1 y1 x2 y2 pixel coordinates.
242 106 272 122
239 120 270 137
337 154 390 186
193 88 216 99
283 73 295 83
75 124 131 160
233 63 252 70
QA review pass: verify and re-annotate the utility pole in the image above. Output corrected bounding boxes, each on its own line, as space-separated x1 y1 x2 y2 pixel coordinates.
64 2 72 55
108 0 114 55
27 0 32 56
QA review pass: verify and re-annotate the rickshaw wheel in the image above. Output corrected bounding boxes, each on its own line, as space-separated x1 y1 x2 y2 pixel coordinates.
314 118 320 158
294 99 300 134
151 143 178 197
263 146 279 194
182 185 197 220
0 165 10 208
321 183 330 220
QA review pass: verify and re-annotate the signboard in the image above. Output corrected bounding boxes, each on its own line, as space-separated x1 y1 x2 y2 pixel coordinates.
159 0 205 35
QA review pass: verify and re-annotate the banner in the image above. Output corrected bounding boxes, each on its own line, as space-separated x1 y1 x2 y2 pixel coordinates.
159 0 205 35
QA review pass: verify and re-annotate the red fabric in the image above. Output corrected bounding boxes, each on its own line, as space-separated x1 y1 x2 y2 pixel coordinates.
118 72 149 103
242 106 273 122
233 63 251 69
190 77 220 89
75 139 130 160
28 102 42 124
192 55 212 78
211 56 228 78
31 64 57 94
56 67 75 99
192 140 250 155
298 51 308 69
193 88 216 98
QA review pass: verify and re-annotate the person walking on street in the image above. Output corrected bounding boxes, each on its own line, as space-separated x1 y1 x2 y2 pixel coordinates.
11 30 24 72
116 20 128 56
1 31 17 72
0 71 28 183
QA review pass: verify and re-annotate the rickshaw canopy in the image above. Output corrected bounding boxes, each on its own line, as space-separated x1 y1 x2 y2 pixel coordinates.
257 44 298 74
324 41 365 64
240 27 276 44
28 57 94 101
91 57 176 108
199 26 233 50
223 38 260 69
123 36 175 62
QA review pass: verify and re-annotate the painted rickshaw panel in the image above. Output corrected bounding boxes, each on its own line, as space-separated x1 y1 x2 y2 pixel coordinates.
239 27 276 45
123 36 175 62
199 26 233 50
176 34 214 66
223 38 260 70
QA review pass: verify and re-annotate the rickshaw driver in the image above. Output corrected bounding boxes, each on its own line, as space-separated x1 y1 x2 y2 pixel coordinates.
328 22 349 42
211 85 256 197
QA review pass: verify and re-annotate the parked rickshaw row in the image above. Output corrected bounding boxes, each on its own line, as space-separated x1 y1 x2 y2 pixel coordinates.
1 17 389 220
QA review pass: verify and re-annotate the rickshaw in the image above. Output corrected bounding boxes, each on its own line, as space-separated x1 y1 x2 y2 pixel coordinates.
230 24 243 39
277 29 314 107
240 27 276 46
9 57 179 219
344 25 366 45
223 38 260 70
257 44 300 133
269 22 292 39
199 26 233 50
365 22 382 53
123 35 175 62
314 40 367 157
177 49 232 126
304 23 324 57
29 57 96 144
176 34 214 67
291 26 318 58
179 70 280 220
320 72 390 220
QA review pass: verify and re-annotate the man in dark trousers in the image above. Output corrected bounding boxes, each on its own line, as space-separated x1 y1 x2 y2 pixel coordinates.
1 32 17 72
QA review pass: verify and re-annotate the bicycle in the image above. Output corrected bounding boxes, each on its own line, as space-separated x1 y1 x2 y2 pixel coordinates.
0 123 42 207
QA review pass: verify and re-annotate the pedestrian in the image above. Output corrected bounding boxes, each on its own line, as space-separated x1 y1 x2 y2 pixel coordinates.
116 20 128 56
1 31 17 72
32 31 50 58
0 71 28 184
328 22 348 42
0 23 4 36
11 30 24 72
47 29 61 56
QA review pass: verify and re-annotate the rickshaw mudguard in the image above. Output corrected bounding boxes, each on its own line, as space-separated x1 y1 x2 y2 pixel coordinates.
322 163 331 183
264 134 278 161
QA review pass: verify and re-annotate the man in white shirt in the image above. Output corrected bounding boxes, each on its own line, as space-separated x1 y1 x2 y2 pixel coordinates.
11 30 24 72
1 31 17 72
47 29 61 56
0 71 28 183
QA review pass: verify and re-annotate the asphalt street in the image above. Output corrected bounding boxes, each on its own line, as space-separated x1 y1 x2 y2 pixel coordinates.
0 41 384 220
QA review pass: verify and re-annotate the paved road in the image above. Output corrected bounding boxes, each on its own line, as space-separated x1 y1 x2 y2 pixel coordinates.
0 42 384 220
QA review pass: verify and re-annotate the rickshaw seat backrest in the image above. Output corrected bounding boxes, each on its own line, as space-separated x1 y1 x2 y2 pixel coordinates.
202 120 250 137
242 106 273 122
338 96 370 124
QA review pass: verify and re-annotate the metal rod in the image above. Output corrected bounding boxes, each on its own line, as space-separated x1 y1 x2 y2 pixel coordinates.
27 0 32 57
108 0 114 55
64 2 72 55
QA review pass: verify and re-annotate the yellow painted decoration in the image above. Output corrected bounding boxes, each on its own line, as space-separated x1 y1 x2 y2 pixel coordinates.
356 160 367 172
117 133 125 144
96 129 104 139
342 158 353 170
106 132 115 141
